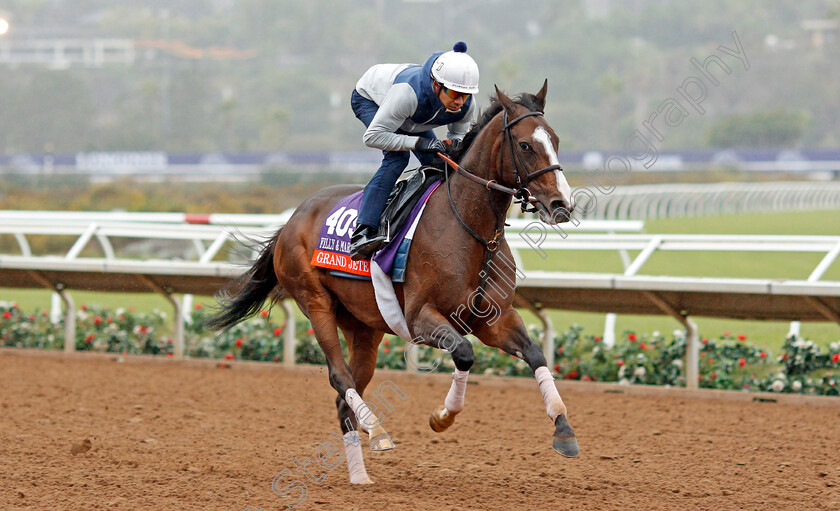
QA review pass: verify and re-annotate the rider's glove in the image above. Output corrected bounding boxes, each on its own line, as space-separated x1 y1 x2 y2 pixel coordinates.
444 139 462 154
414 138 447 154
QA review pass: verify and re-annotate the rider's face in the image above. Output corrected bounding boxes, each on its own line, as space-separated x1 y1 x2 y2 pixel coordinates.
434 82 468 112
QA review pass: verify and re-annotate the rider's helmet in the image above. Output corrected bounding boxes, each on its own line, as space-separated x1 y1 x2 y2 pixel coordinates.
431 42 479 94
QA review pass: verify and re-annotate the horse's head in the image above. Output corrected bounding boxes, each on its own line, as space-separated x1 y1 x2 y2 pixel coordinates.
494 81 575 224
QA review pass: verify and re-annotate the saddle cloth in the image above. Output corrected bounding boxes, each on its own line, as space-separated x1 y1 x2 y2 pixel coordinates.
310 171 442 282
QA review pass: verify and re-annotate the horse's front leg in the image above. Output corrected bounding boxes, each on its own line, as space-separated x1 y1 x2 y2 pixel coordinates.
474 309 580 458
407 304 474 433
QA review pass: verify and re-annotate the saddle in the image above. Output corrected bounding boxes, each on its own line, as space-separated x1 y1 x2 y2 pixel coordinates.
377 165 443 241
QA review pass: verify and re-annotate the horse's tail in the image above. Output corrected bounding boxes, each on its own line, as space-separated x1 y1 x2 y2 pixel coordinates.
204 229 283 331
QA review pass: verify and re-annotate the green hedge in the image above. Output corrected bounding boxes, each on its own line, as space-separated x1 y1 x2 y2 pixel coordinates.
2 302 838 396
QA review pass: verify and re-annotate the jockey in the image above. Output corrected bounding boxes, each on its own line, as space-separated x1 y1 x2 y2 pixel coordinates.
349 41 479 260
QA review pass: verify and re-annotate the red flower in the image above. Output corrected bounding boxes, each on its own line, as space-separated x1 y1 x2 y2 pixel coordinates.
711 372 717 379
565 370 579 380
106 317 113 323
2 311 11 320
93 316 102 326
42 311 48 317
138 326 149 334
554 364 560 372
556 346 564 355
194 303 203 311
272 356 280 362
234 339 244 348
833 353 840 363
723 331 730 336
383 348 390 354
738 358 746 368
628 333 637 342
617 360 624 367
224 353 235 360
81 304 87 311
273 327 283 336
701 338 708 344
28 315 35 321
307 328 314 335
594 336 602 342
737 334 747 341
260 310 269 318
383 339 391 346
708 358 714 364
166 352 174 358
581 375 592 381
129 307 135 312
167 338 173 345
639 342 647 350
85 334 95 343
759 352 767 359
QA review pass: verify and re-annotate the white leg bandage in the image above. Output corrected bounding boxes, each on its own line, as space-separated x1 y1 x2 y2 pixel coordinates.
345 388 379 432
443 369 470 414
343 431 371 484
535 366 567 421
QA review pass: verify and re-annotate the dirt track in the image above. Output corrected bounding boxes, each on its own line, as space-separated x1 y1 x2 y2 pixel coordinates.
1 350 839 511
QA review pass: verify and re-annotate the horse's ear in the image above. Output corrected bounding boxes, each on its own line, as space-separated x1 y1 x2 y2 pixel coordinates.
534 79 548 112
494 85 517 117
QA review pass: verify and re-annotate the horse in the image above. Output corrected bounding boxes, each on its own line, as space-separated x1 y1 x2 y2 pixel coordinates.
207 81 579 485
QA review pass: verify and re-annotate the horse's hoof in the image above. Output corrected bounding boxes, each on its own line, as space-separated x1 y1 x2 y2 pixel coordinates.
552 414 580 458
429 405 455 433
351 477 374 485
369 432 395 451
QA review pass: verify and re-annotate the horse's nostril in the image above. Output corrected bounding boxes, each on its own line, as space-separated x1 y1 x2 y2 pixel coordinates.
550 199 568 211
549 199 573 223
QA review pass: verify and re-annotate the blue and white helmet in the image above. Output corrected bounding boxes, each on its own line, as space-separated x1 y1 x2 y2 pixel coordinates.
431 42 479 94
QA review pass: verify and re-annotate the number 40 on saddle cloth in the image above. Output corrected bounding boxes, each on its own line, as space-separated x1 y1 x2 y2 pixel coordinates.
310 181 441 282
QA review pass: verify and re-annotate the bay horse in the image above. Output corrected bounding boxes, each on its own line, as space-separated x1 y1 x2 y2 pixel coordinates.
208 81 579 484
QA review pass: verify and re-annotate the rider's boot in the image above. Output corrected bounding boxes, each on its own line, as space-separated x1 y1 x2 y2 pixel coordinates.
349 224 386 261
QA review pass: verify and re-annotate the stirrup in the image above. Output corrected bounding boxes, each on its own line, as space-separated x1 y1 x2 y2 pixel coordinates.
349 229 385 261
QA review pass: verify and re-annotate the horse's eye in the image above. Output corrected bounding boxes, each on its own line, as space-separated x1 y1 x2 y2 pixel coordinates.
519 142 532 152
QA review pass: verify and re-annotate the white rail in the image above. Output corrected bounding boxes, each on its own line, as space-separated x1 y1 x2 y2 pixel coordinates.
577 181 840 220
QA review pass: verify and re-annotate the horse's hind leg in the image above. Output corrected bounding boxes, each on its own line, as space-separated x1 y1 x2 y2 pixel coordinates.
298 301 379 484
336 313 395 452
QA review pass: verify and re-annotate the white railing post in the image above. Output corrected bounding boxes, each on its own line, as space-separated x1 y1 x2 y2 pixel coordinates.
281 299 297 366
57 285 76 353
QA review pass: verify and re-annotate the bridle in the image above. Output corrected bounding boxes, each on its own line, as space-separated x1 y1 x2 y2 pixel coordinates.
439 107 564 325
440 108 564 251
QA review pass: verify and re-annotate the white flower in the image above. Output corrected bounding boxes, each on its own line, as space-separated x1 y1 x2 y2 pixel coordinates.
634 366 646 377
116 308 126 316
652 331 660 338
792 381 802 392
771 380 785 392
618 366 626 378
672 359 683 368
618 378 630 386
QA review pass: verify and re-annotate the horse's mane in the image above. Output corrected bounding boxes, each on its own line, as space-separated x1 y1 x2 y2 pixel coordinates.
450 92 545 163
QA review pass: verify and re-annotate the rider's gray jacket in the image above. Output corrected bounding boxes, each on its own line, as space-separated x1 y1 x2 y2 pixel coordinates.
354 52 477 152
